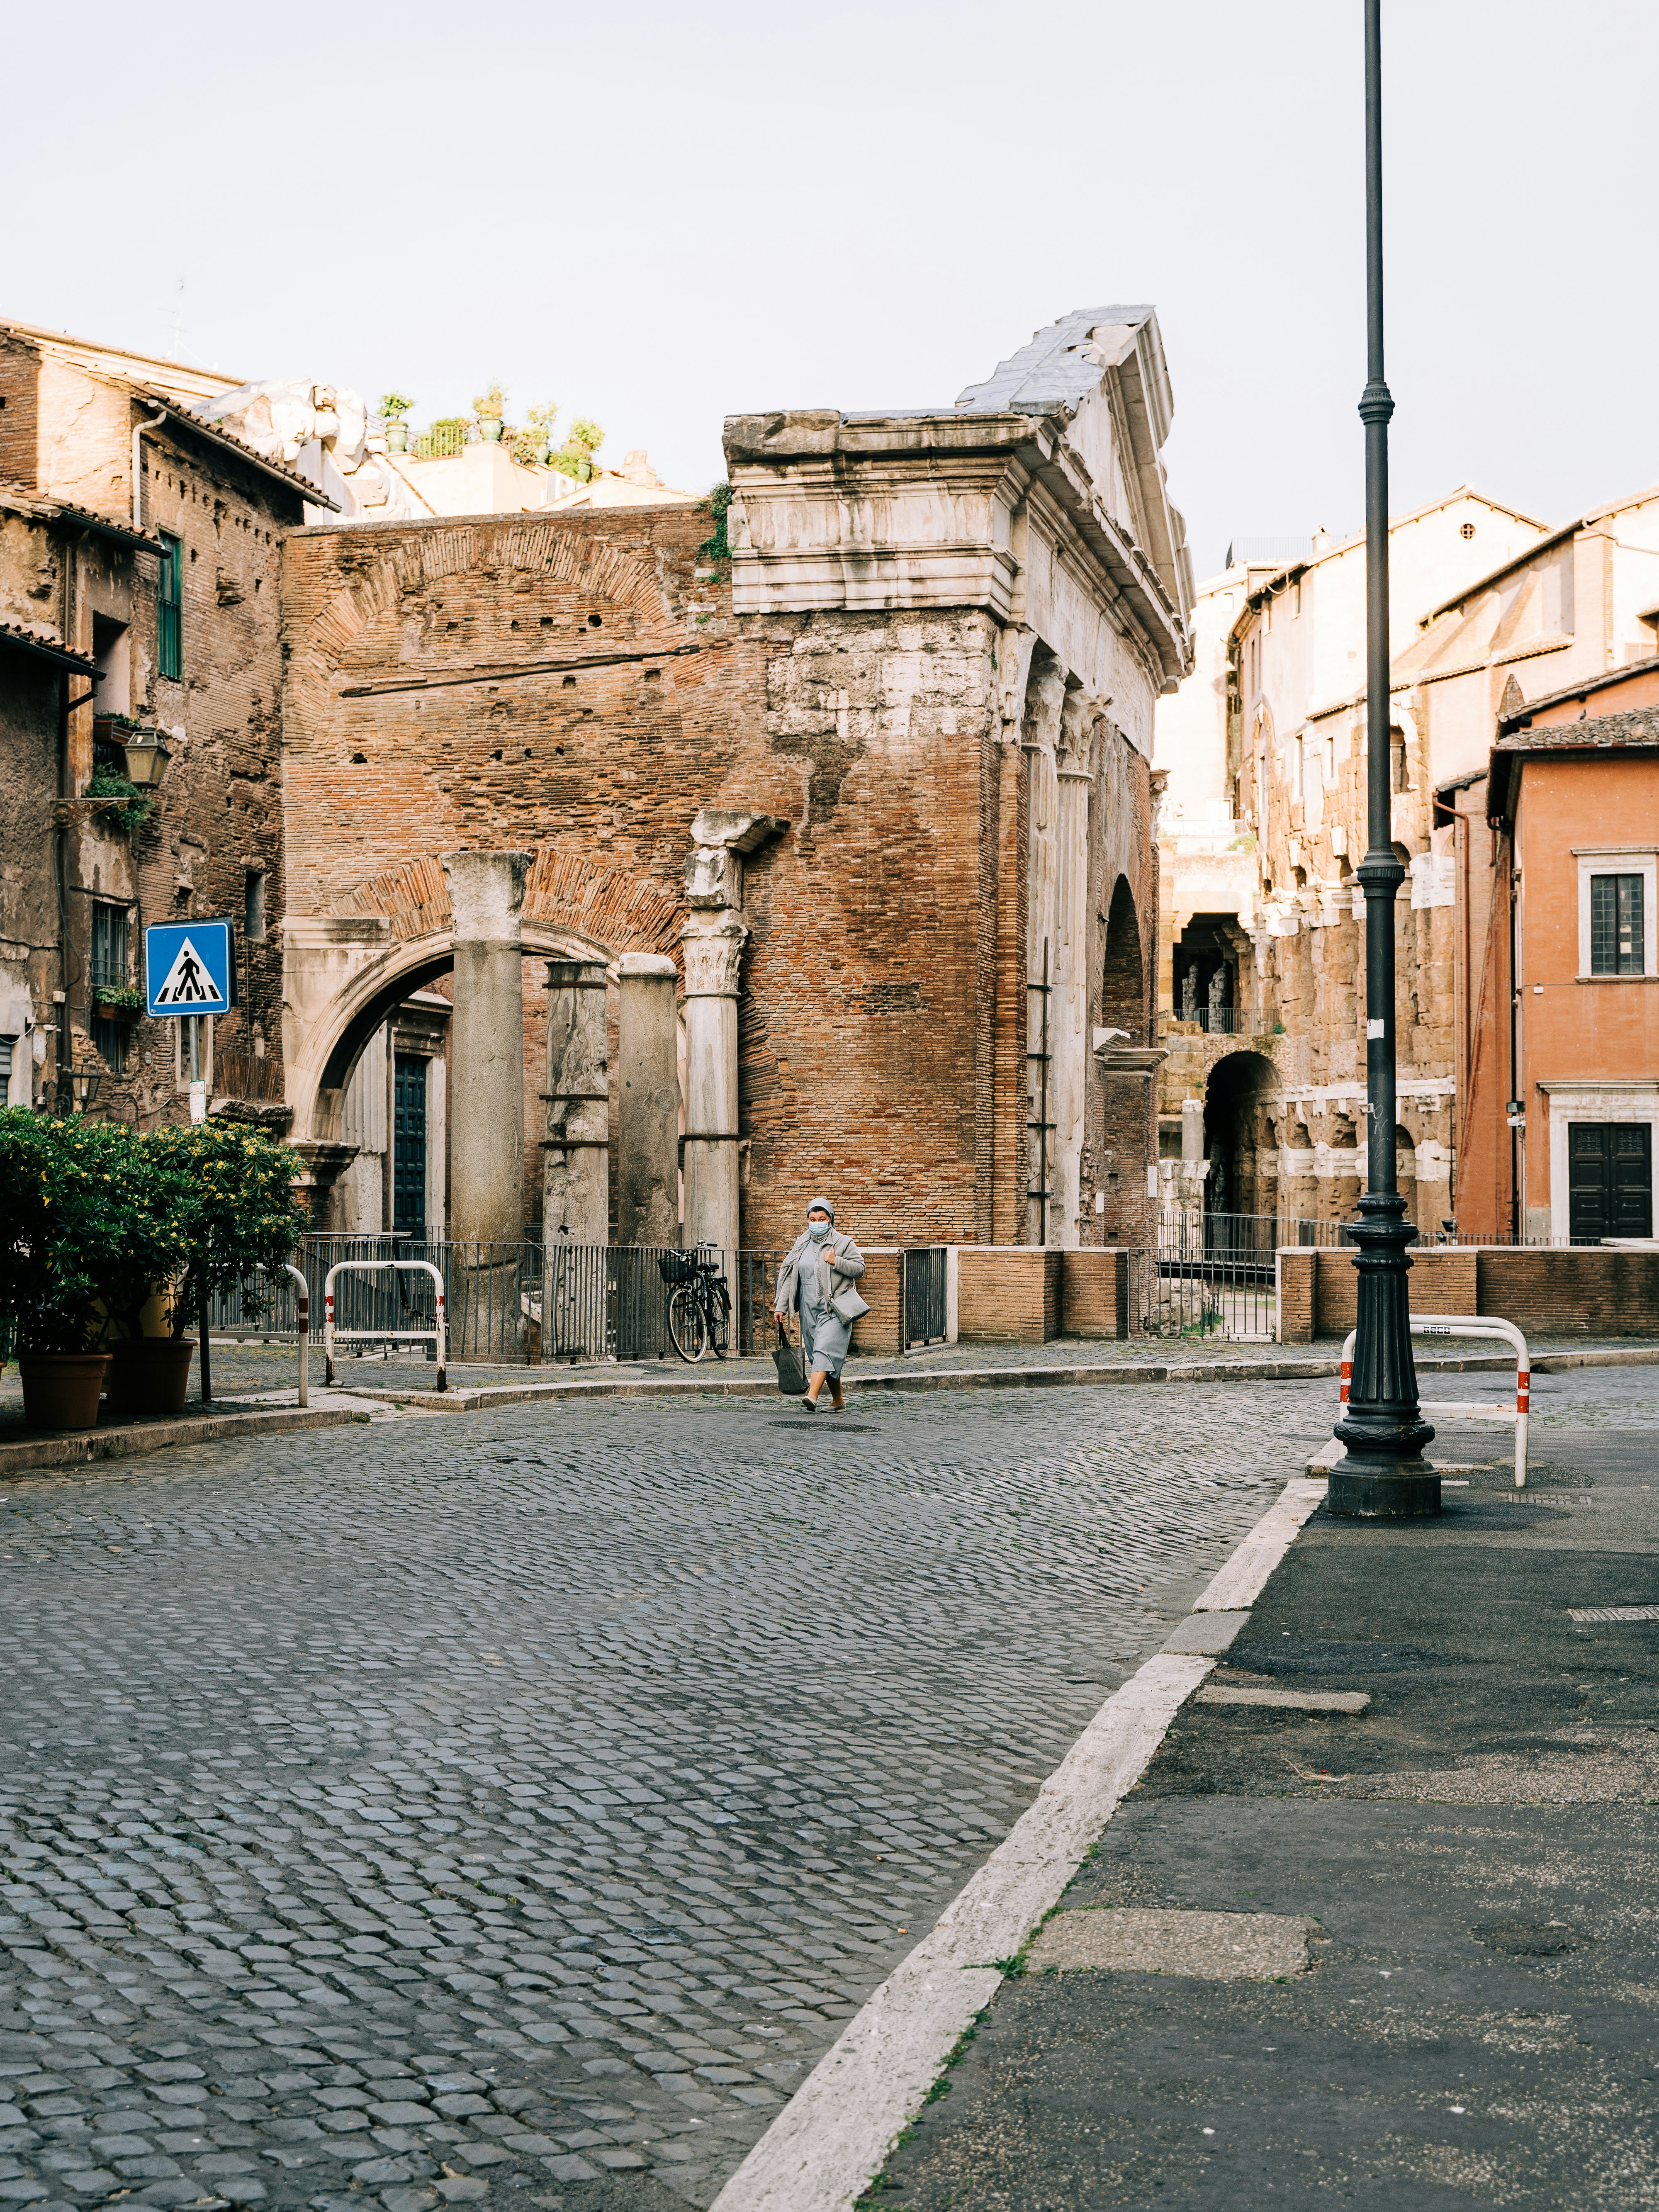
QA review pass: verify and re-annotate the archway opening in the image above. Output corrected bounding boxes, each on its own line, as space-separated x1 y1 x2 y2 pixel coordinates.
1203 1049 1276 1252
1172 913 1244 1033
1102 877 1146 1046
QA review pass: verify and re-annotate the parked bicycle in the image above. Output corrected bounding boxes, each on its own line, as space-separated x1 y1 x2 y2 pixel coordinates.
659 1247 732 1362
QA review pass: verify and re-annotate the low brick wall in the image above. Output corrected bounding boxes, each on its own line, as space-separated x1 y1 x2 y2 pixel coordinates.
1278 1243 1659 1341
958 1247 1062 1344
1061 1249 1129 1339
849 1248 903 1358
1476 1248 1659 1338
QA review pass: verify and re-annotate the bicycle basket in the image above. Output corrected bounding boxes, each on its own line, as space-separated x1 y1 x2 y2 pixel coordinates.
658 1251 700 1286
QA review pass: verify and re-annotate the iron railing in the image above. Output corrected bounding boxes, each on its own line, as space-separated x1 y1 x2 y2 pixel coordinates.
903 1246 948 1346
1160 1006 1256 1036
207 1237 791 1365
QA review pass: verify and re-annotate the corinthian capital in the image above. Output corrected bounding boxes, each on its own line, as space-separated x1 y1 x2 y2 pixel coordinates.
680 909 748 998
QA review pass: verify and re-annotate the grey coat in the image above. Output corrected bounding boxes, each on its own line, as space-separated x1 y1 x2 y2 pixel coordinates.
774 1228 866 1320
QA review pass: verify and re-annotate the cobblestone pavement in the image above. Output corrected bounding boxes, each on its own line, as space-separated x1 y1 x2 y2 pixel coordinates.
0 1377 1352 2212
3 1329 1631 1414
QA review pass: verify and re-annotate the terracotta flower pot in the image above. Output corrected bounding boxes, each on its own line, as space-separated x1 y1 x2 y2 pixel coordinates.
18 1352 111 1432
105 1337 195 1417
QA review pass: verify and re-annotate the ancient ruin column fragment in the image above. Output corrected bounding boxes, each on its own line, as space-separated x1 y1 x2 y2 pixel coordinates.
543 959 609 1243
680 910 747 1257
616 953 680 1246
442 850 530 1242
1052 698 1093 1246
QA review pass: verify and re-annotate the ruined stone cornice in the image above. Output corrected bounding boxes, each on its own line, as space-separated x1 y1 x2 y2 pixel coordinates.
722 409 1189 684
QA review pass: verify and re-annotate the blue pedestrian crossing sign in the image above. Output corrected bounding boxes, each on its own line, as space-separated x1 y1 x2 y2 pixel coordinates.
145 918 237 1017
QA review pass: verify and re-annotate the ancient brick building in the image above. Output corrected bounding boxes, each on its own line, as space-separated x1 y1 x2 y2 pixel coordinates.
0 321 321 1141
278 309 1192 1254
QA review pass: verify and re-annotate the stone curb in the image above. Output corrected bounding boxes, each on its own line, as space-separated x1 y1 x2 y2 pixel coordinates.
0 1404 369 1478
324 1342 1659 1415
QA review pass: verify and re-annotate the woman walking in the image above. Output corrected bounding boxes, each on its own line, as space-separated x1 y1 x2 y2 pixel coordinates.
774 1197 866 1411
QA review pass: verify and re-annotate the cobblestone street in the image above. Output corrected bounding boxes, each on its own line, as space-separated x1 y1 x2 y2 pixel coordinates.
0 1380 1377 2212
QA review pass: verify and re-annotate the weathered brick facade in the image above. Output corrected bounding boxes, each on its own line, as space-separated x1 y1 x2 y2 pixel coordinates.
0 321 314 1134
279 311 1191 1255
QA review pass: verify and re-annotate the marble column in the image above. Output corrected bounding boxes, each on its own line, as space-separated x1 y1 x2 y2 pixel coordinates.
680 909 747 1258
615 952 680 1247
442 850 530 1243
1052 698 1092 1247
542 959 608 1242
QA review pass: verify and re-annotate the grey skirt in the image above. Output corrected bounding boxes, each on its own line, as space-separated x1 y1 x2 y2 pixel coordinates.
801 1299 852 1376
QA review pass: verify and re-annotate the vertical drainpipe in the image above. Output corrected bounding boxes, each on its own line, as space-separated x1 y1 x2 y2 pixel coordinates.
1507 820 1520 1242
133 403 166 529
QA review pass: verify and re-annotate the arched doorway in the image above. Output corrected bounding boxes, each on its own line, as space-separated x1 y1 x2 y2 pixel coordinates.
1203 1050 1276 1251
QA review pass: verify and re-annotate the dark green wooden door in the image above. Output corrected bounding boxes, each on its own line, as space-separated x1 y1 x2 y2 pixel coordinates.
393 1054 428 1236
1568 1122 1652 1241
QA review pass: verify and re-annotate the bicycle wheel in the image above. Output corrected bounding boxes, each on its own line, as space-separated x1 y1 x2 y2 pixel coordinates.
708 1278 732 1360
667 1283 709 1363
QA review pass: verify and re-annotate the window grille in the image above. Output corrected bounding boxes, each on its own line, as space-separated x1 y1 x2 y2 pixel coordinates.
1591 872 1644 976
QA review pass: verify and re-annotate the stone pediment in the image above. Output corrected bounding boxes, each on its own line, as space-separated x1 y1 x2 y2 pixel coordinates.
722 308 1192 693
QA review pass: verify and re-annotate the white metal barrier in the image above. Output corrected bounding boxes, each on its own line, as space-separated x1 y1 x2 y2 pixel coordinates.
1317 1314 1529 1487
323 1260 447 1392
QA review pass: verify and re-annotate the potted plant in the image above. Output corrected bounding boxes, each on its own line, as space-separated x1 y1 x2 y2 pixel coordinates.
0 1110 182 1429
138 1121 310 1396
379 391 414 455
94 983 144 1020
473 382 506 445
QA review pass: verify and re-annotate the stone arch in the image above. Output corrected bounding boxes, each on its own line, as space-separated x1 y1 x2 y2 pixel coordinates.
1101 874 1147 1046
1203 1049 1277 1237
285 847 684 1140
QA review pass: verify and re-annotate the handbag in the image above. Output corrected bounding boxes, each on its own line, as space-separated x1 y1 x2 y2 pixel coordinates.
830 1282 871 1323
773 1321 807 1397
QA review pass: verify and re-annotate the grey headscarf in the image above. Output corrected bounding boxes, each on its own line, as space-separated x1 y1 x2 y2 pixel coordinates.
806 1196 836 1222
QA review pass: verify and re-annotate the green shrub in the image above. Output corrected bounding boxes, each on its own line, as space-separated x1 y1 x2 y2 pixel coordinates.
142 1121 311 1337
0 1111 187 1353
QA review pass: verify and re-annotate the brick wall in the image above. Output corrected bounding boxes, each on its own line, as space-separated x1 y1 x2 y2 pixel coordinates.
957 1247 1061 1343
1277 1243 1659 1341
0 336 39 486
1276 1250 1316 1344
1475 1248 1659 1338
1061 1248 1129 1338
848 1248 902 1357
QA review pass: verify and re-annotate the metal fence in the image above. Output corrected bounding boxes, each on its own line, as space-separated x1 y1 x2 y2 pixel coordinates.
208 1237 790 1365
903 1246 948 1346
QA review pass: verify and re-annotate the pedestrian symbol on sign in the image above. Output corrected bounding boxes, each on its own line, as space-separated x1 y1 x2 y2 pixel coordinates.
152 934 226 1008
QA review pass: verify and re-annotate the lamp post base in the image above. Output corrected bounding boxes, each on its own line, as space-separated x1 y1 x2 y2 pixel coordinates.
1327 1457 1442 1519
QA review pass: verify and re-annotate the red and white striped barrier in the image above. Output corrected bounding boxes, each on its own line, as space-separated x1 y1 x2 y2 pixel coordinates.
1320 1314 1529 1488
323 1259 447 1392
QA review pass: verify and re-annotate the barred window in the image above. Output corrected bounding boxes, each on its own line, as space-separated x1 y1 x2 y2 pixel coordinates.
1591 872 1644 976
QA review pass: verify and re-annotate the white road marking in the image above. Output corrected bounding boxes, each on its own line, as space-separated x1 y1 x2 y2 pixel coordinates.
709 1477 1326 2212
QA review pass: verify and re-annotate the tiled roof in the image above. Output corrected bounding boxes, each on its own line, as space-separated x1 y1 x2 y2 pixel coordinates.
0 620 100 674
1488 704 1659 816
133 388 341 512
0 482 164 552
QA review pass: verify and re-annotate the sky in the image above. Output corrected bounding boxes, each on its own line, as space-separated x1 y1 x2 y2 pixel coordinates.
5 0 1655 580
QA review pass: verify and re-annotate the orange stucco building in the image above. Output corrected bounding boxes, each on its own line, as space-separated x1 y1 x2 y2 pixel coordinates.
1444 660 1659 1241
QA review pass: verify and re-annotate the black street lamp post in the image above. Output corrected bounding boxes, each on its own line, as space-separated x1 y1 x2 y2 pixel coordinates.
1328 0 1438 1518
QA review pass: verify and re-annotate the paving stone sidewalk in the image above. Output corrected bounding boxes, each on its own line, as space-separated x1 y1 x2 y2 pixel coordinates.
0 1371 1348 2212
869 1363 1659 2210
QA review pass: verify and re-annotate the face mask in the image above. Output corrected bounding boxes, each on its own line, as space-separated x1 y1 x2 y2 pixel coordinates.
808 1220 831 1240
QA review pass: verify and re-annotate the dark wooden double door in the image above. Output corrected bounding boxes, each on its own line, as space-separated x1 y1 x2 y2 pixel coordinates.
1568 1122 1652 1241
